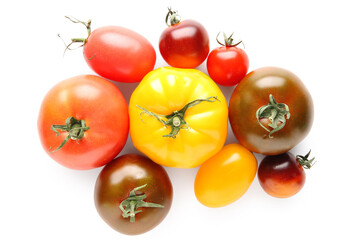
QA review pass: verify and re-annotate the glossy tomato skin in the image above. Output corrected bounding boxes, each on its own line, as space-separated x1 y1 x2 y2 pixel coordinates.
207 46 249 86
229 67 314 155
84 26 156 82
258 152 305 198
94 154 173 235
38 75 129 170
129 67 228 168
194 144 257 208
159 20 209 68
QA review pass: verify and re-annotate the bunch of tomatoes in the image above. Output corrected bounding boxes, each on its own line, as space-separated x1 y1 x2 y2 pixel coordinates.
38 8 315 235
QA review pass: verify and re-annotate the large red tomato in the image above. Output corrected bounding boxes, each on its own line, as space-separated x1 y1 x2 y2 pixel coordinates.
229 67 314 155
159 8 209 68
38 75 129 170
63 17 156 82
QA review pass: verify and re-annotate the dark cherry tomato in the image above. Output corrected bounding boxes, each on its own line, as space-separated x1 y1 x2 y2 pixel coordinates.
94 154 173 235
258 151 315 198
207 33 249 86
229 67 314 155
63 16 156 83
159 8 209 68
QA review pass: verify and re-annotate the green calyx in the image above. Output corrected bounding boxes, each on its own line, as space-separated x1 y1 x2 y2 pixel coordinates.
296 150 316 169
119 184 164 223
216 32 244 48
256 94 290 138
165 7 181 26
58 16 92 54
49 117 90 153
137 96 219 139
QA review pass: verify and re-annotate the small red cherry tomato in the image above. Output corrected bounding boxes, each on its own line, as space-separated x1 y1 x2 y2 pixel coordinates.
159 8 209 68
207 33 249 86
94 154 173 235
258 151 315 198
62 16 156 83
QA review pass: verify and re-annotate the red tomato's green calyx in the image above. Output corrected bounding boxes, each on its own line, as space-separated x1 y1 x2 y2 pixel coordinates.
49 116 90 153
119 184 164 223
256 94 290 138
216 32 244 48
137 96 219 138
165 7 181 26
59 16 92 54
296 150 316 169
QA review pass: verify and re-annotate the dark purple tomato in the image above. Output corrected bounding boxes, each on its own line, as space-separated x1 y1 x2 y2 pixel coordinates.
258 151 314 198
159 8 209 68
94 154 173 235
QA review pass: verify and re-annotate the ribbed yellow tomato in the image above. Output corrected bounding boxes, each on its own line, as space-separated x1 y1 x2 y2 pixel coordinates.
194 144 257 208
129 67 228 168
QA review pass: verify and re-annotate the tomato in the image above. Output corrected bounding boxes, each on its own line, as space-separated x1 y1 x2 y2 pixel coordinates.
94 154 173 235
129 67 228 168
229 67 314 155
63 16 156 82
159 8 209 68
194 144 257 208
207 33 249 86
37 75 129 170
258 151 315 198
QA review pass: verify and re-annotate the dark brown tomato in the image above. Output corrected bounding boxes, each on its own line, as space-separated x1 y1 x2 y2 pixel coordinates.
229 67 314 155
94 154 173 235
258 152 305 198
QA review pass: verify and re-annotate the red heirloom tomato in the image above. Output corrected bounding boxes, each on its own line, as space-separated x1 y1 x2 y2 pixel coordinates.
159 8 209 68
94 154 173 235
258 151 315 198
38 75 129 170
62 16 156 82
207 33 249 86
229 67 314 155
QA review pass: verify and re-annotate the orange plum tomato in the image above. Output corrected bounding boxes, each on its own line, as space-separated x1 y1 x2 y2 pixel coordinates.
194 144 257 208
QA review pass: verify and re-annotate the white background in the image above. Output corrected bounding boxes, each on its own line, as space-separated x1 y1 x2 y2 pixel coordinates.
1 0 359 239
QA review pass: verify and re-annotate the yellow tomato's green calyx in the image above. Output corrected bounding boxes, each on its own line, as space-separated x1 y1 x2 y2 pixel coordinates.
59 16 92 54
296 150 316 169
216 32 244 48
256 94 290 138
49 117 90 153
119 184 164 223
137 96 219 139
165 7 181 26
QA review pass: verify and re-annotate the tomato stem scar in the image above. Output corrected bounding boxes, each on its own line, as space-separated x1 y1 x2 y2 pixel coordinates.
119 184 164 223
49 116 90 153
256 94 290 138
137 96 219 139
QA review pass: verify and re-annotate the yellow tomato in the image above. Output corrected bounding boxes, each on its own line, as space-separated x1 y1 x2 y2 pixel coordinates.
129 67 228 168
194 144 257 207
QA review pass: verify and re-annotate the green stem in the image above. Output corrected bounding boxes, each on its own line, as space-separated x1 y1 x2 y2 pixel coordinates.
137 96 219 138
49 117 90 153
256 94 290 138
296 150 316 169
119 184 164 223
165 7 181 26
59 16 92 54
